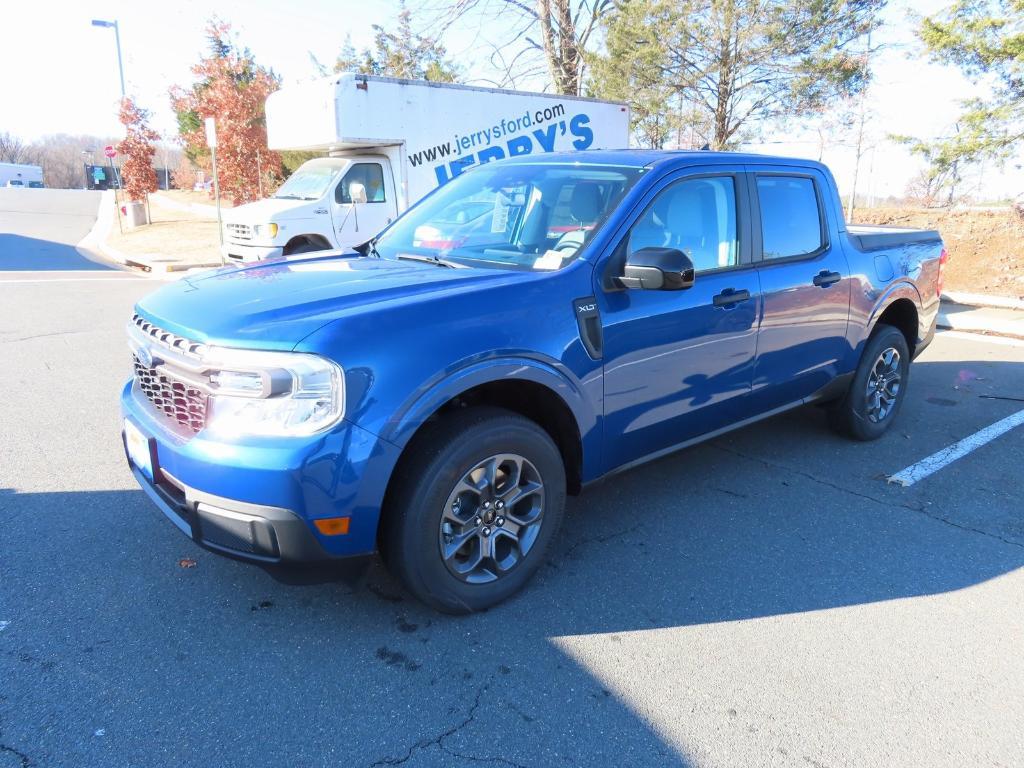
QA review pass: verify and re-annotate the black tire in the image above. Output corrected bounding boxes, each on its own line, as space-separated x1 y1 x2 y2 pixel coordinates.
828 324 911 441
284 240 323 256
381 407 566 614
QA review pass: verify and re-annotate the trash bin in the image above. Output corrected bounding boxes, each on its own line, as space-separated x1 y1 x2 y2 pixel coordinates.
123 200 150 229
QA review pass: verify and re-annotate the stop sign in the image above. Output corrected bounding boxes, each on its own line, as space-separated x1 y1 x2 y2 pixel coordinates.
103 145 117 159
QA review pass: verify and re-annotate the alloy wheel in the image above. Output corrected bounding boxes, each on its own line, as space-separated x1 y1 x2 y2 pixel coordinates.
438 453 545 584
865 346 902 423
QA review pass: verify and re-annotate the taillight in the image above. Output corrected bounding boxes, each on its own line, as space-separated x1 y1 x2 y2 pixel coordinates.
937 248 949 296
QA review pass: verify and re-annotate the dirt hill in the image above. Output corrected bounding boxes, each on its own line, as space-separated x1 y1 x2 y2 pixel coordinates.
851 207 1024 299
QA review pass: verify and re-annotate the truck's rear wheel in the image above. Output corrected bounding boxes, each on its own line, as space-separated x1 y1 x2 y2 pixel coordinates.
828 324 910 441
381 407 566 613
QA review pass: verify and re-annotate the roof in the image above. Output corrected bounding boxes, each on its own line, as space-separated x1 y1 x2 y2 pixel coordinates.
327 72 628 107
500 149 830 173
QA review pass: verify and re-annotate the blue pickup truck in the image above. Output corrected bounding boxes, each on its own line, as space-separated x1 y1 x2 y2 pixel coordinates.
121 151 945 612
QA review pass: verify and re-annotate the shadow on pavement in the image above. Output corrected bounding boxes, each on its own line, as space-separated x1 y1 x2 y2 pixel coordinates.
3 359 1023 766
0 234 113 271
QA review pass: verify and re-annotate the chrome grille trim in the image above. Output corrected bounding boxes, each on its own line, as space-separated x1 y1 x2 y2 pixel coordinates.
130 314 209 360
227 223 252 241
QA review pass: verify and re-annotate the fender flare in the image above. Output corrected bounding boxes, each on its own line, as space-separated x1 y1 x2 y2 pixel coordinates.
861 279 924 346
380 355 596 454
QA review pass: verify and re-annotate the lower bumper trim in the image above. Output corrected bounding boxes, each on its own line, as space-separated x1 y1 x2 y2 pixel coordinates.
131 465 331 563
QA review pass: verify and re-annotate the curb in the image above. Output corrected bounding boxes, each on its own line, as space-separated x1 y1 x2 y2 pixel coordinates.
75 190 129 267
121 254 224 274
81 190 224 276
937 308 1024 341
941 291 1024 310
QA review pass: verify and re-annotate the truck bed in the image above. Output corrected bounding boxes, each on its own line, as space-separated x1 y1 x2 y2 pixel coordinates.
847 223 942 251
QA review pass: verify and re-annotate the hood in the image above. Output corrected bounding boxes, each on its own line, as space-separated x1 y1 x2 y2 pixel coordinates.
224 197 314 223
135 253 515 349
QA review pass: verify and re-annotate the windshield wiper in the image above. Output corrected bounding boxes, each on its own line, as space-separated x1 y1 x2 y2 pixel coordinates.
357 238 383 258
396 252 463 269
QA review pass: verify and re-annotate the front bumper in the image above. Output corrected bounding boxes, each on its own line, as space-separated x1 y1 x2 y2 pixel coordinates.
220 243 283 263
128 463 329 562
121 379 401 563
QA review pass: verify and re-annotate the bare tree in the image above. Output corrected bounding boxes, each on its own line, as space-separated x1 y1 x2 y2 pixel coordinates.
424 0 613 95
0 132 37 164
32 134 118 189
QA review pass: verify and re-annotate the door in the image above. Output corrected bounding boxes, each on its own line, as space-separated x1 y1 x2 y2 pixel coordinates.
331 159 399 247
599 169 762 471
747 168 852 410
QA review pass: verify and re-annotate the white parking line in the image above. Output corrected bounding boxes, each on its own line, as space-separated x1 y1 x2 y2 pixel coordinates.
888 407 1024 486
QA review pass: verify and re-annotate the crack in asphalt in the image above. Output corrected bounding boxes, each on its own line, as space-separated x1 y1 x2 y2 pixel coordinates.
710 443 1024 550
0 717 34 768
366 682 525 768
0 329 90 344
559 522 644 560
0 743 33 767
0 708 32 765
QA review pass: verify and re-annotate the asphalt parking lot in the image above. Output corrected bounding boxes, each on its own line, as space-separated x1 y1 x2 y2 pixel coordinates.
2 192 1023 767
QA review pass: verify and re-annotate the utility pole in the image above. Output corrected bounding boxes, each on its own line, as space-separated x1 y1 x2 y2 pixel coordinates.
205 118 226 263
91 19 126 99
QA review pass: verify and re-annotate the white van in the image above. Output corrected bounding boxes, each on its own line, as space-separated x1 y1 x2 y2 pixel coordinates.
221 73 629 262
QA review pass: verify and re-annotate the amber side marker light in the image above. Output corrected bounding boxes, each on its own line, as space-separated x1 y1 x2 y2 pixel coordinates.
314 517 351 535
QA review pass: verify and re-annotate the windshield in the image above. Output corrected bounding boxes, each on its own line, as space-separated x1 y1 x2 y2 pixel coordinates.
375 163 645 270
273 163 339 200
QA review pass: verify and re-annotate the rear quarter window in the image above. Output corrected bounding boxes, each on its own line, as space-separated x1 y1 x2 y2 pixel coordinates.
756 176 823 259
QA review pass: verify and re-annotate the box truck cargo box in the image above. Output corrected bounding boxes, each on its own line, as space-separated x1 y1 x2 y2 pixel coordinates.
221 73 629 262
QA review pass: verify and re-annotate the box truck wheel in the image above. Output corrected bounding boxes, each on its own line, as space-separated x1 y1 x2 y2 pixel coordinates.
284 237 328 255
381 406 567 614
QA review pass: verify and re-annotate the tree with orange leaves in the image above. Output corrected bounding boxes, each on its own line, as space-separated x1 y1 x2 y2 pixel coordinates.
117 97 159 202
170 20 281 205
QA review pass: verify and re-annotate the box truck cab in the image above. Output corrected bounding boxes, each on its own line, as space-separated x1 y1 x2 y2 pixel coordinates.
220 73 629 262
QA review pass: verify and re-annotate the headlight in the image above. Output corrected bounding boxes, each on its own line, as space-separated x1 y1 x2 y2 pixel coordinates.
253 223 279 239
203 347 344 438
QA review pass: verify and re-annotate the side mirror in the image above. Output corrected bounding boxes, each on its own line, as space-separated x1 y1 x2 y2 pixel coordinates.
618 247 695 290
348 181 368 205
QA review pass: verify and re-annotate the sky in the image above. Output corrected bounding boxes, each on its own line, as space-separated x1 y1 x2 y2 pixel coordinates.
2 0 1021 201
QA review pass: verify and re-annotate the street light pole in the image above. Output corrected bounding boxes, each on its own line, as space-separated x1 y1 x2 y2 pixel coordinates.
91 19 126 99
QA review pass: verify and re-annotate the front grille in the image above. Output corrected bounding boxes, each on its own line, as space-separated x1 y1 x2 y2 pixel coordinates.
133 355 208 433
227 223 252 241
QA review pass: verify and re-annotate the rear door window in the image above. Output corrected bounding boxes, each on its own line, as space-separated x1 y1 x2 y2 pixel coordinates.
756 176 823 259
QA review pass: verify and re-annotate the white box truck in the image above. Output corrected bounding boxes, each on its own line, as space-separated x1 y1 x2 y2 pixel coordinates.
220 73 629 262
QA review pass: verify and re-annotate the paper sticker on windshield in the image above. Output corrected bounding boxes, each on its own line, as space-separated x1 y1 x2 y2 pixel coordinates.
533 250 565 270
491 195 510 233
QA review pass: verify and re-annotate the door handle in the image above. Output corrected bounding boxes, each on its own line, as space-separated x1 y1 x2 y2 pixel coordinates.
813 270 842 287
712 288 751 308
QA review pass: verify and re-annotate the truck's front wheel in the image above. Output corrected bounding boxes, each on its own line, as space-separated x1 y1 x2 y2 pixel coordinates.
381 407 566 613
284 238 326 256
